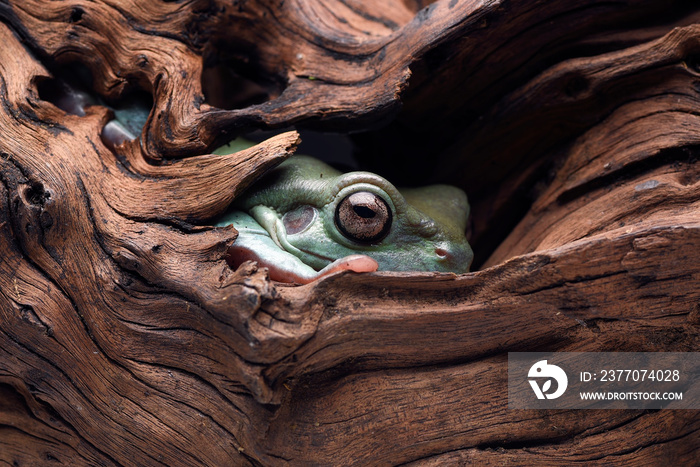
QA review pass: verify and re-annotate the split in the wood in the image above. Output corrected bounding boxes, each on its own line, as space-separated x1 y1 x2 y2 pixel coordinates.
35 64 153 149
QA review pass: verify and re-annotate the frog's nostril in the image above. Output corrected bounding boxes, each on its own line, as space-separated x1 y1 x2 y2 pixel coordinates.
435 248 449 259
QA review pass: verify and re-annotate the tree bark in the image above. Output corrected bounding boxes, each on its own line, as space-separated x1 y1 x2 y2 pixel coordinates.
0 0 698 465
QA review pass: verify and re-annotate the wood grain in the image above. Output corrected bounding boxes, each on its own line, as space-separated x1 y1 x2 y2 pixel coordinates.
0 0 697 465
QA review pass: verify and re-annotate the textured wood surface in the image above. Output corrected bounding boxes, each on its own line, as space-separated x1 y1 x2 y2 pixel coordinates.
0 0 698 465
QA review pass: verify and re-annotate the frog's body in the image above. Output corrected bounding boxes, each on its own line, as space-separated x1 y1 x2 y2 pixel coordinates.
216 145 473 283
93 89 472 283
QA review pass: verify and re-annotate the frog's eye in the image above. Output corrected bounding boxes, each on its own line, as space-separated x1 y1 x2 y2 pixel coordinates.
335 191 392 243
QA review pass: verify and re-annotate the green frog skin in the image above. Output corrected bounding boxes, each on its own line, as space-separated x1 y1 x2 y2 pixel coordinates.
216 147 473 284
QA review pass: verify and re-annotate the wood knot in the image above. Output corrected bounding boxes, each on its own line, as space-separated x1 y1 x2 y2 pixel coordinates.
23 182 49 207
68 7 85 23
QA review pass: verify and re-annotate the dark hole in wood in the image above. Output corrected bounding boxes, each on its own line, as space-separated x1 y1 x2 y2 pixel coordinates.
201 55 284 110
68 6 84 23
36 63 153 126
25 182 48 206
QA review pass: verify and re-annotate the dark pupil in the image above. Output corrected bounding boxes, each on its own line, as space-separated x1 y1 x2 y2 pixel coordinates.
354 205 376 218
335 191 392 244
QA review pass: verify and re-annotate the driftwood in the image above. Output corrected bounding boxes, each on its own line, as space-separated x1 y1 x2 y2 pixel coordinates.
0 0 698 465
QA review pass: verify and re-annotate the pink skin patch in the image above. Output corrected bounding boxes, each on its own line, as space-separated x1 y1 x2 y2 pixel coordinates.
313 255 379 281
226 246 378 284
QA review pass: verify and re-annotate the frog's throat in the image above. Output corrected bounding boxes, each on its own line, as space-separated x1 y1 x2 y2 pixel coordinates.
248 205 332 267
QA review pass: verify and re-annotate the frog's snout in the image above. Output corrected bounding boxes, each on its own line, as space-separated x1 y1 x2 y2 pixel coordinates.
433 243 473 274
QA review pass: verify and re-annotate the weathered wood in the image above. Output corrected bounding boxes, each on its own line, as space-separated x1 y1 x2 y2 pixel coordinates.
0 0 698 465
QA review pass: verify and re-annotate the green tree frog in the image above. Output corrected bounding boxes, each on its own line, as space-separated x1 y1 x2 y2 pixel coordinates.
216 143 473 284
95 100 472 284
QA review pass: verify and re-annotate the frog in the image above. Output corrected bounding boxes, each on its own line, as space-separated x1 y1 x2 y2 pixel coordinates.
85 81 473 283
215 141 473 284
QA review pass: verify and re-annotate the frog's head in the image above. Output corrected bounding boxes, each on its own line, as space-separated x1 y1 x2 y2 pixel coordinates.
235 156 473 274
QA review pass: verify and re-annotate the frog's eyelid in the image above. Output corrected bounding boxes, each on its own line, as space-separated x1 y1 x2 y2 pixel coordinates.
330 173 404 209
329 176 400 215
329 177 440 237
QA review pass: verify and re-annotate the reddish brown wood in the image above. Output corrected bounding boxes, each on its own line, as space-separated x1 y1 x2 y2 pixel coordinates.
0 0 698 465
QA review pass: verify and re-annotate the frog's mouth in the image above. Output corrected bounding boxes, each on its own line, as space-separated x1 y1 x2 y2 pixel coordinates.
274 221 344 271
292 247 335 264
220 210 378 284
227 243 377 284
